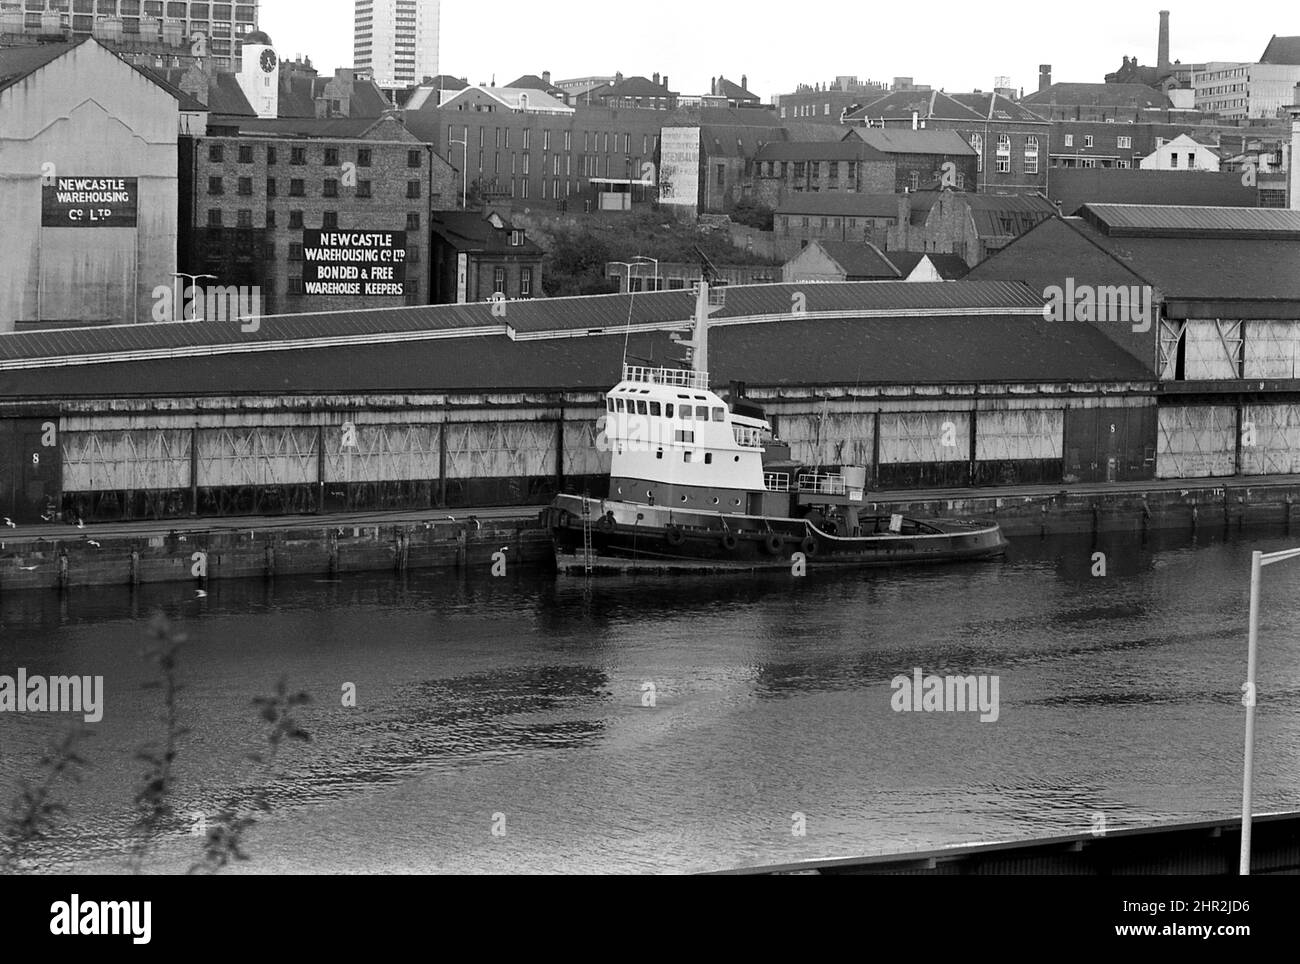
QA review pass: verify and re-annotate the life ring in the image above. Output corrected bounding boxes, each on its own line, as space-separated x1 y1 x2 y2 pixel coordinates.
664 525 686 547
800 535 818 557
762 532 785 555
720 531 739 551
598 512 616 532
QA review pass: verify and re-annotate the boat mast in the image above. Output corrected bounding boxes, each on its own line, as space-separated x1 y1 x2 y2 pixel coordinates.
691 273 710 378
678 245 721 380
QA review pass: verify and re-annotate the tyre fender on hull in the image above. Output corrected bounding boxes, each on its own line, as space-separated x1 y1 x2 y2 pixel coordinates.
598 512 615 532
762 532 785 555
720 531 739 551
665 524 686 547
800 535 818 557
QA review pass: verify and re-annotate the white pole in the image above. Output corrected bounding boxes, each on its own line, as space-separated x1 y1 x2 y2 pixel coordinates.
1240 549 1262 875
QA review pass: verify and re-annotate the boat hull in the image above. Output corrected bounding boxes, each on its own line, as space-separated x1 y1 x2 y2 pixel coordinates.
546 494 1008 574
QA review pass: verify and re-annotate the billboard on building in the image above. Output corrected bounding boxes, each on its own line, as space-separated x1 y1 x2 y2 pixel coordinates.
659 127 701 211
41 177 138 227
302 230 408 297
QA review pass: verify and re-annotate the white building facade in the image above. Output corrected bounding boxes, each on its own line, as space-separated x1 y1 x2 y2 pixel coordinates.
354 0 439 91
1194 61 1300 119
1140 133 1222 172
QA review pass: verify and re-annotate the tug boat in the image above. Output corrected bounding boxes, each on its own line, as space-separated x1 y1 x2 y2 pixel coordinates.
546 279 1008 574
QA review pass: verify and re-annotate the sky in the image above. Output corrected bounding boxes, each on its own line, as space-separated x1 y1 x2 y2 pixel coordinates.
262 1 1300 99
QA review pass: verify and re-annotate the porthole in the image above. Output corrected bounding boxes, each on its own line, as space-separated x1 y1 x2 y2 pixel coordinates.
710 497 720 505
646 491 653 499
681 495 689 503
734 456 740 462
733 499 742 507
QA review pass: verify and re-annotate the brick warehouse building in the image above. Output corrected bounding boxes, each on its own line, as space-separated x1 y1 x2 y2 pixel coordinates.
404 85 677 208
845 90 1050 196
430 210 544 303
180 113 457 315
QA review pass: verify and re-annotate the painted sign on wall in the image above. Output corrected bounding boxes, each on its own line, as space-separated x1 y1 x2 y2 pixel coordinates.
41 177 138 227
658 127 700 209
302 230 408 297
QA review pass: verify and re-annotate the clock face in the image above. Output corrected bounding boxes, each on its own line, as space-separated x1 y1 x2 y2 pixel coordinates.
259 49 277 73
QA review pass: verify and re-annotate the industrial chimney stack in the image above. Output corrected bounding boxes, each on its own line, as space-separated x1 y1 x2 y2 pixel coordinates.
1158 10 1171 71
1039 64 1052 92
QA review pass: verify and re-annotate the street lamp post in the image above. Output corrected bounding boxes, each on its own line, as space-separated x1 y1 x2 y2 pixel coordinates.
172 272 217 321
633 255 659 292
449 138 468 209
1240 545 1300 874
610 256 660 294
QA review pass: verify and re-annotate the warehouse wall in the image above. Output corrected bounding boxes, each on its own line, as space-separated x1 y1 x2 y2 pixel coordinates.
1157 405 1237 479
12 385 1268 525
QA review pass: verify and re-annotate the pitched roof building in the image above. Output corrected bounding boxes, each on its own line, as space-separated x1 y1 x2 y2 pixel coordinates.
844 89 1050 195
0 39 182 332
431 210 545 303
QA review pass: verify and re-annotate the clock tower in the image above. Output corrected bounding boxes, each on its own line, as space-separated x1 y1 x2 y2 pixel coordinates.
236 30 279 119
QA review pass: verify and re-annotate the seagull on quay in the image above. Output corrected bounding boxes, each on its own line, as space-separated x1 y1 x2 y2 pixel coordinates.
19 565 39 572
195 590 208 599
86 539 101 549
3 518 15 528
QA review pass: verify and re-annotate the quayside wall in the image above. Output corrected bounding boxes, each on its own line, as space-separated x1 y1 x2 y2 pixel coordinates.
3 476 1300 593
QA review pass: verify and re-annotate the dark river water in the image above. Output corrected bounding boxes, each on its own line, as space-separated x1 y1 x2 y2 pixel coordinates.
2 527 1299 875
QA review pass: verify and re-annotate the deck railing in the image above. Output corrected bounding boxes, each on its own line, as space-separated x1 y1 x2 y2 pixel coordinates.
765 472 792 493
797 473 849 496
623 365 710 391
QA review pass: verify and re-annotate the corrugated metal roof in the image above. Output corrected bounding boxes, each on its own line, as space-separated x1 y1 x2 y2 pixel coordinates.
1086 234 1300 301
0 310 1151 400
1081 204 1300 239
972 214 1300 304
0 282 1044 367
